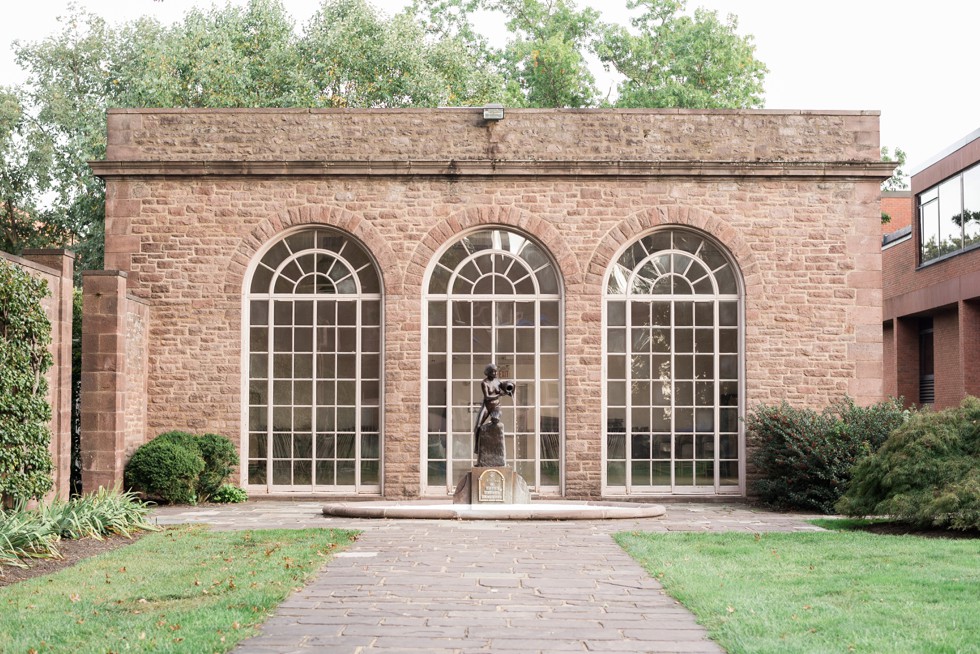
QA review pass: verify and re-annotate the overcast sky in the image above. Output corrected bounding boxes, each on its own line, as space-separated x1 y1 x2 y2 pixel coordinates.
2 0 978 173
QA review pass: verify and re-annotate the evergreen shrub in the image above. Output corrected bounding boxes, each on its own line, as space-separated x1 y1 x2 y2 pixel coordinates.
210 484 248 504
748 397 907 513
837 397 980 530
0 259 53 503
127 430 238 503
124 440 204 504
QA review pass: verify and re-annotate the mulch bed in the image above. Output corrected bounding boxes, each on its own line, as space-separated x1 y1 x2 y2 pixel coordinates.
0 532 146 588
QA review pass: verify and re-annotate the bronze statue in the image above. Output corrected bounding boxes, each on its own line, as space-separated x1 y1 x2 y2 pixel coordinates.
473 363 514 453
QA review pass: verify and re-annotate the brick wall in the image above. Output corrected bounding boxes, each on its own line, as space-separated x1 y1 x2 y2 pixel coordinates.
881 192 912 235
933 309 963 407
92 108 890 498
0 250 75 499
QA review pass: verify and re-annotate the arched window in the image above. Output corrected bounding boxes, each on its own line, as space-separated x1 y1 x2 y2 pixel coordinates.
604 228 743 495
424 228 562 495
245 227 382 493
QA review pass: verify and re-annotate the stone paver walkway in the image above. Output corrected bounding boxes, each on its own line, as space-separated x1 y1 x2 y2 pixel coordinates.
152 502 823 653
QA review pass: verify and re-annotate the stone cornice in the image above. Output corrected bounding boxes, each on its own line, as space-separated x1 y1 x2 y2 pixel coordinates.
90 159 898 181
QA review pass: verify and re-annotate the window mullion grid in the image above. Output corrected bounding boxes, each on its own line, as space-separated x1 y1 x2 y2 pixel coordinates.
311 300 318 491
354 299 362 491
265 298 274 492
625 295 633 494
533 299 541 490
669 297 676 492
713 299 720 492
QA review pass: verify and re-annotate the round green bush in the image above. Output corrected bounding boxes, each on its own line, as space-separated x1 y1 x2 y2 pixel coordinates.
124 440 204 504
837 397 980 530
748 397 907 513
152 430 238 501
196 433 239 501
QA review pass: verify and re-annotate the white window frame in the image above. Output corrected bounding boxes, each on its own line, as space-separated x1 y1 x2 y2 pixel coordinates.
421 228 564 497
241 226 383 495
602 227 745 496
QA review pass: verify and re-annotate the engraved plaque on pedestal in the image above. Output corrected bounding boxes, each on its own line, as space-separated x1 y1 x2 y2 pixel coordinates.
478 469 505 502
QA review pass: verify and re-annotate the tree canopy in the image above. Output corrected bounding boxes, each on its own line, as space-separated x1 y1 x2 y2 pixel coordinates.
1 0 768 273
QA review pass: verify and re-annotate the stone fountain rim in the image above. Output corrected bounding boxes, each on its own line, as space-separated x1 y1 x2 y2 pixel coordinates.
321 500 667 521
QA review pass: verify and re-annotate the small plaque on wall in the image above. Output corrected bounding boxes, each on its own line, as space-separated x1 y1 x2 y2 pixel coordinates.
478 469 505 502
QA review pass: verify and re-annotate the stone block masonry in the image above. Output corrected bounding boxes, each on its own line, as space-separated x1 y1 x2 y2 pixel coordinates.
90 108 894 499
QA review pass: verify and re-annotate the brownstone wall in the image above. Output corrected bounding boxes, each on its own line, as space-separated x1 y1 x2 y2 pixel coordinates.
80 271 151 491
0 250 74 499
93 108 890 498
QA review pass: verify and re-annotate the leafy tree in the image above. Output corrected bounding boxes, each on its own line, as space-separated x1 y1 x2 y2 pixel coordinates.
7 0 768 270
599 0 766 109
880 146 908 192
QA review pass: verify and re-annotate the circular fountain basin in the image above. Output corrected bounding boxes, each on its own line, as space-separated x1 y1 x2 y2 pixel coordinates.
322 500 666 521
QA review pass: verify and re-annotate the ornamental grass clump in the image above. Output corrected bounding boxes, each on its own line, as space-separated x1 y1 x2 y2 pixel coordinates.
748 397 907 513
837 396 980 530
0 487 156 573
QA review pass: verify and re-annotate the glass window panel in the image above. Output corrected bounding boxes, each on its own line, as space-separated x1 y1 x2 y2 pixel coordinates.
360 461 379 484
631 433 651 458
337 407 356 432
608 302 626 326
337 461 356 485
250 327 268 353
631 303 650 326
720 434 738 458
248 461 266 485
361 408 379 433
251 264 274 293
273 327 291 352
604 355 624 380
651 409 670 431
720 355 738 379
719 461 739 486
675 408 694 432
719 382 739 406
651 433 671 458
607 461 626 485
249 380 268 406
674 381 693 406
607 433 626 459
938 177 963 255
272 460 291 485
293 407 312 430
651 461 670 485
358 433 379 459
920 199 940 262
272 408 291 430
674 355 693 380
675 434 694 459
248 432 268 459
695 461 714 485
719 329 738 353
631 461 651 485
695 435 715 458
963 166 980 247
631 381 651 405
631 407 650 431
675 303 694 326
652 382 670 406
715 266 737 295
427 461 447 486
631 354 651 379
608 382 627 406
695 382 715 406
540 354 560 379
516 329 535 353
293 433 312 458
315 461 335 485
650 302 670 326
720 408 738 433
607 407 626 432
694 329 714 353
675 329 693 353
294 380 312 405
632 328 651 352
337 354 356 375
650 329 670 353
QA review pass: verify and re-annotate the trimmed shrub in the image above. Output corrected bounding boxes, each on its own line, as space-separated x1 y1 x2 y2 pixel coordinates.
0 259 54 503
124 440 204 504
196 433 238 501
210 484 248 504
748 397 907 513
130 430 238 502
837 397 980 530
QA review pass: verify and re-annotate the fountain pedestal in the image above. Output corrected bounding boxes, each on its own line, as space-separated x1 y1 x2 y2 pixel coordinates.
453 422 531 505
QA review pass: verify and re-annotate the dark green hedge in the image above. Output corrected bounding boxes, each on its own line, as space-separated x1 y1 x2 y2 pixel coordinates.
747 397 907 513
837 397 980 530
0 258 53 503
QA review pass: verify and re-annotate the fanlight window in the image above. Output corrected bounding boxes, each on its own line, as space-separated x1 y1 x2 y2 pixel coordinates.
604 228 742 495
246 228 382 493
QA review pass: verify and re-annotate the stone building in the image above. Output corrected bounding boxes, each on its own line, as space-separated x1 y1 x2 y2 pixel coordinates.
882 128 980 408
85 108 892 499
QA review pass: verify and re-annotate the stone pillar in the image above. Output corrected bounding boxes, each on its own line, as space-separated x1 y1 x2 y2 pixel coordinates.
882 320 896 399
934 309 962 409
81 271 129 491
21 249 75 499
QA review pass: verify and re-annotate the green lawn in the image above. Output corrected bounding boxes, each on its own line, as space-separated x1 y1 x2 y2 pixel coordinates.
615 526 980 654
0 526 357 653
